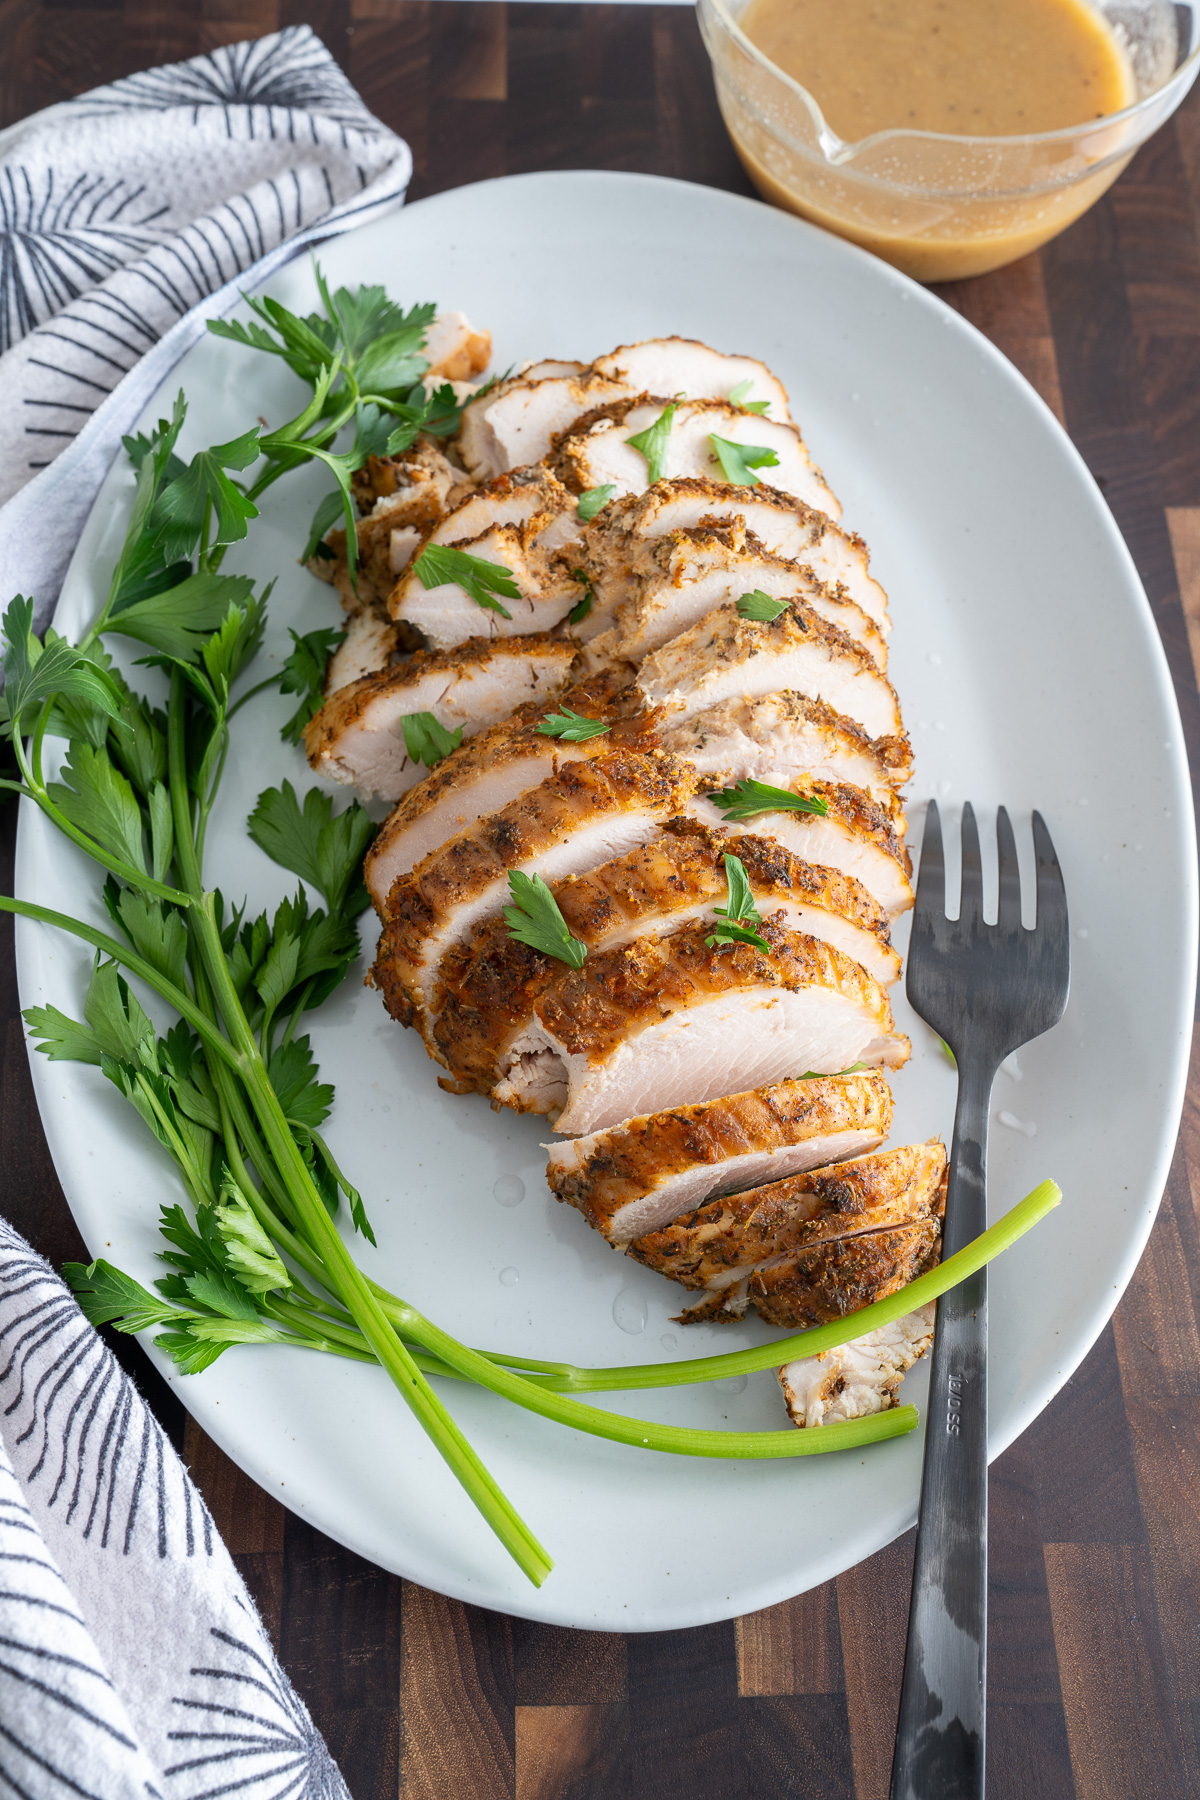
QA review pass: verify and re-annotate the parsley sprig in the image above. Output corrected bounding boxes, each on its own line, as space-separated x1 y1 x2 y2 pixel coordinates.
411 543 520 619
709 435 780 487
728 379 771 416
709 779 830 822
401 710 464 768
627 403 677 484
503 871 587 968
705 854 769 953
736 590 790 622
577 484 616 522
536 706 611 743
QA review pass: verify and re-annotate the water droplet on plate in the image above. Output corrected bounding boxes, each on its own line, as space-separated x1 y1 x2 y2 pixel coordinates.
612 1288 647 1334
498 1266 520 1287
927 652 942 667
493 1174 526 1208
997 1110 1037 1138
660 1333 678 1351
714 1375 748 1395
1076 926 1089 940
1000 1051 1023 1082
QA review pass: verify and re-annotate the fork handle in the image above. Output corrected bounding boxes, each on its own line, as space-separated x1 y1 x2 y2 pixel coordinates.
889 1051 994 1800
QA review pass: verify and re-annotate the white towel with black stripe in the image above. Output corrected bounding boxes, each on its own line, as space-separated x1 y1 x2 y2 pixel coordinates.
0 24 412 631
0 1217 350 1798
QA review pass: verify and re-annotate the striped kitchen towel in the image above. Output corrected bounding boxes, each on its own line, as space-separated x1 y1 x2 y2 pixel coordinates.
0 25 412 631
0 1215 350 1798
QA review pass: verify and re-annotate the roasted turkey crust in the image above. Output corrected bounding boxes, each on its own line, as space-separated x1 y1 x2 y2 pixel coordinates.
431 822 897 1087
546 1072 894 1239
745 1219 944 1329
627 1140 947 1287
372 749 700 1024
523 916 905 1068
661 689 913 794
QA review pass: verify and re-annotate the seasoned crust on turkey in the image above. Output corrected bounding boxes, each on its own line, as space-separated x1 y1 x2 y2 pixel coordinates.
638 597 903 740
627 1140 947 1289
661 691 912 807
431 822 901 1089
363 671 655 901
679 1217 942 1326
304 635 576 802
371 750 700 1028
545 1071 894 1244
490 918 910 1135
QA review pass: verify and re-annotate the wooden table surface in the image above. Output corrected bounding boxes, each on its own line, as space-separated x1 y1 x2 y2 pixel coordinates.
4 5 1200 1796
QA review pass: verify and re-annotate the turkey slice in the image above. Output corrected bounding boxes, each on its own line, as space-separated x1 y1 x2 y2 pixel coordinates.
421 310 492 382
371 750 700 1026
637 599 903 740
729 1218 942 1329
554 398 839 519
660 692 912 808
387 520 584 649
458 371 634 481
544 1070 893 1244
363 672 651 899
627 1140 946 1293
689 778 913 918
432 822 901 1089
304 635 575 802
591 338 791 421
491 919 910 1136
581 524 886 669
585 479 887 630
779 1304 936 1428
324 610 400 693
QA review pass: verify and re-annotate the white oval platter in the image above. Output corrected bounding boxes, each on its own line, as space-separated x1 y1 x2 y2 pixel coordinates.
15 170 1197 1630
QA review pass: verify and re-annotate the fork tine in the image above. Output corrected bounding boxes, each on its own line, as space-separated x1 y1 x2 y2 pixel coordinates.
913 800 945 925
1032 811 1070 946
996 805 1021 930
959 801 983 923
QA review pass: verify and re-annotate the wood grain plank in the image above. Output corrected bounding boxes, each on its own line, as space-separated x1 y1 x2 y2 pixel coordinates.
735 1582 842 1696
987 1421 1068 1708
1112 127 1200 339
741 1694 855 1800
624 1623 741 1799
836 1533 912 1800
1111 1185 1200 1399
399 1581 515 1800
988 1703 1077 1800
183 1416 286 1553
1021 1325 1145 1545
1166 507 1200 690
513 1621 626 1704
515 1703 627 1800
936 253 1066 424
653 9 754 194
435 0 506 102
1044 1542 1188 1800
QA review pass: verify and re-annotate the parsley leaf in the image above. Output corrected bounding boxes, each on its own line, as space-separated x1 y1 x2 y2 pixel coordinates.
536 706 611 743
151 428 261 565
303 491 346 564
627 404 677 484
1 596 124 740
48 744 148 875
709 434 780 486
503 871 587 969
577 484 616 522
706 853 769 953
64 1259 182 1332
278 626 344 745
728 379 771 416
401 711 464 768
104 572 257 661
384 382 464 455
736 590 790 622
568 567 595 624
708 779 830 822
411 543 519 619
247 780 376 917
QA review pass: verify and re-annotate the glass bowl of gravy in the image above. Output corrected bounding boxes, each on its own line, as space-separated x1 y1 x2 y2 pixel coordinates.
698 0 1200 280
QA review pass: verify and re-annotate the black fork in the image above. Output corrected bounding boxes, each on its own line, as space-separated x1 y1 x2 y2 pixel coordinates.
889 802 1070 1800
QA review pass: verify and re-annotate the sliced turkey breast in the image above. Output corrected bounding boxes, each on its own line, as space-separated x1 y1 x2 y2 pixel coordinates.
585 479 887 631
689 778 913 917
517 359 590 380
432 823 900 1088
387 520 584 649
627 1140 946 1293
590 339 791 421
304 635 576 802
371 750 700 1026
458 371 635 481
545 1070 893 1244
660 692 912 808
580 525 886 669
422 311 492 382
413 464 582 555
319 440 469 611
726 1218 942 1329
490 919 910 1135
325 611 400 694
363 673 655 899
637 599 902 740
554 399 839 519
779 1303 936 1428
